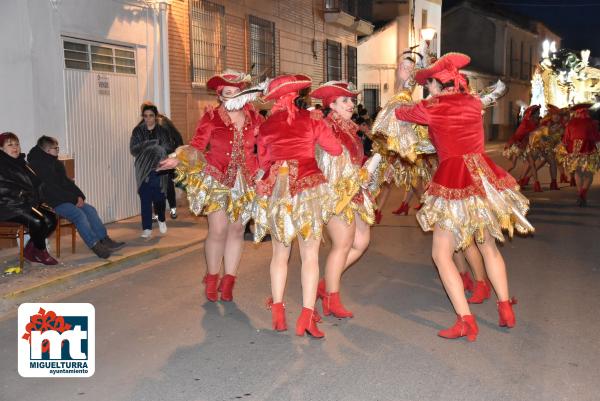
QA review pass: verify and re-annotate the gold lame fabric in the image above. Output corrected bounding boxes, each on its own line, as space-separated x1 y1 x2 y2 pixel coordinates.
371 89 435 162
416 154 534 251
252 162 337 246
174 145 255 224
315 145 375 225
555 140 600 174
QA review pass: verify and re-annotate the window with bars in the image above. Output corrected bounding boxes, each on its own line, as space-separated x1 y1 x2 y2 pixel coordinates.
190 0 226 85
248 15 276 83
346 45 357 85
63 40 136 74
326 40 342 81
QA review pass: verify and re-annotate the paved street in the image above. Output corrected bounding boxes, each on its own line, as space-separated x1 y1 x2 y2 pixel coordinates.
1 147 599 401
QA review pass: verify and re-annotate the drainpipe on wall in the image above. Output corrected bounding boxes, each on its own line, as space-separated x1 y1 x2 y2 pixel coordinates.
157 0 171 118
152 5 161 111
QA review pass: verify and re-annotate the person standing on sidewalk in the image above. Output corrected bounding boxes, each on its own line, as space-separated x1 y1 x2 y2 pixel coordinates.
27 136 125 259
0 132 58 265
158 70 263 303
138 101 183 219
130 104 171 238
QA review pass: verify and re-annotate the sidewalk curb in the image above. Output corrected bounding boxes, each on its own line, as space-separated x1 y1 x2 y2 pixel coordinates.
2 239 204 300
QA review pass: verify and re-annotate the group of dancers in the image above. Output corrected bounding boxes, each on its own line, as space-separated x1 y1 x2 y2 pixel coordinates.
504 102 600 206
157 51 540 342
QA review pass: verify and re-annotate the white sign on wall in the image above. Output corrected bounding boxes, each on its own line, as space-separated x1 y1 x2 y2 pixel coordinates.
97 74 110 95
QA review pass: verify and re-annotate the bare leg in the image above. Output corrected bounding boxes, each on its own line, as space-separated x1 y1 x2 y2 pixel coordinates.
548 154 557 181
507 155 518 173
324 216 355 293
223 220 245 275
298 237 321 309
377 183 391 210
463 244 487 281
270 239 291 303
205 211 228 274
453 251 468 274
345 215 371 268
475 230 510 301
528 155 539 182
431 228 471 316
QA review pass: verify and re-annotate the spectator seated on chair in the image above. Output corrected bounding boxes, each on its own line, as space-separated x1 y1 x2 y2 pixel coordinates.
0 132 58 265
27 136 125 259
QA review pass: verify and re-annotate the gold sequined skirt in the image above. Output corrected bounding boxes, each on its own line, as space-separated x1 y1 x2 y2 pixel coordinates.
174 146 255 224
315 146 375 225
417 154 535 251
253 163 338 246
555 144 600 174
502 144 527 160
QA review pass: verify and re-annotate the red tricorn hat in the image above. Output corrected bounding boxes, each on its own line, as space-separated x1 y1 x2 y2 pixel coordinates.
415 52 471 89
264 74 312 101
523 104 541 120
206 70 251 91
310 81 359 108
570 103 592 119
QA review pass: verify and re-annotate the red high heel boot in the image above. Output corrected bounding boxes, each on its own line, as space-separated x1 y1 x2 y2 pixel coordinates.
560 173 569 183
375 209 383 224
392 202 409 215
460 272 474 292
219 274 236 302
266 297 287 331
317 278 326 299
295 307 324 338
438 315 478 342
202 273 220 302
467 280 491 304
497 298 517 328
533 181 543 192
322 292 354 318
549 179 559 190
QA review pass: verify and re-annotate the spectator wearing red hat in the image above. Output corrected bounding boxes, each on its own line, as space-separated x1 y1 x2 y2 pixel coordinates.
395 53 535 341
158 70 263 303
253 74 343 338
310 81 374 319
555 105 600 206
504 104 541 188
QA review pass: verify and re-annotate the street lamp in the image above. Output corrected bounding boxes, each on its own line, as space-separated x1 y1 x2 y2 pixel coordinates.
420 27 437 65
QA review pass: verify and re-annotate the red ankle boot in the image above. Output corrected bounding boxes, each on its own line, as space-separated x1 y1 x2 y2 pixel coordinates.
295 307 324 338
375 209 383 224
202 273 220 302
467 280 491 304
497 298 517 328
266 298 287 331
549 180 559 190
533 181 543 192
317 278 326 300
460 272 474 292
392 202 409 215
438 315 478 342
560 173 569 183
219 274 236 302
322 292 354 318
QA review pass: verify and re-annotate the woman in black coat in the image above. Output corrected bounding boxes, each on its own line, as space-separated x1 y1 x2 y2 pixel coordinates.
0 132 58 265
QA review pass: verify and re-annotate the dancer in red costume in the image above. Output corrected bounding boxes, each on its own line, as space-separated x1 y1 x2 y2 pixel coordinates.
504 105 541 189
555 105 600 206
253 74 343 338
395 53 535 341
310 81 376 318
158 70 263 302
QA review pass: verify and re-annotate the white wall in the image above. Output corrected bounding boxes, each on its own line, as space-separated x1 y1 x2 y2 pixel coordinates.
0 0 157 155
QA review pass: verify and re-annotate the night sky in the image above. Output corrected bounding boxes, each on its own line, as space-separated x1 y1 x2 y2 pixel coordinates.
443 0 600 57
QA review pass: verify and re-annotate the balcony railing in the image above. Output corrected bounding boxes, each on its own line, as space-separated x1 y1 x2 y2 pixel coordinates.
324 0 374 35
324 0 358 17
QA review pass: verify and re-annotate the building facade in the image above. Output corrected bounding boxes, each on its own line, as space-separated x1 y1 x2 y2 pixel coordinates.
357 0 442 116
442 0 562 140
167 0 373 141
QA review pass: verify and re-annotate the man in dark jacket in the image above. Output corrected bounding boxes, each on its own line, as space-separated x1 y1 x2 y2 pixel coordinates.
28 136 125 259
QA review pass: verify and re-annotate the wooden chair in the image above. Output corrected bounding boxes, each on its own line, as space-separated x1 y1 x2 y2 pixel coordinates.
55 217 77 258
0 222 27 270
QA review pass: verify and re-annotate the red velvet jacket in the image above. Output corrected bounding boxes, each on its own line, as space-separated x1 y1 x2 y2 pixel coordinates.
507 118 538 147
325 111 364 165
257 108 342 195
190 104 263 187
563 116 600 154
